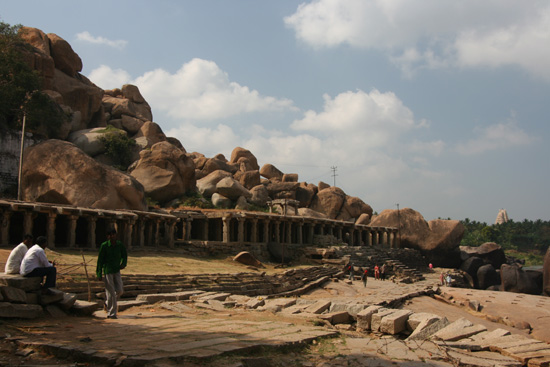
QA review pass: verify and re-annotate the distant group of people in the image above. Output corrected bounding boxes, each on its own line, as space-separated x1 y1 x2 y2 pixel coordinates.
4 228 128 319
440 271 452 287
347 263 387 288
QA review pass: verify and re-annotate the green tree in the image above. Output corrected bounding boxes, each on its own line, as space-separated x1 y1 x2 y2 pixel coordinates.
0 21 66 136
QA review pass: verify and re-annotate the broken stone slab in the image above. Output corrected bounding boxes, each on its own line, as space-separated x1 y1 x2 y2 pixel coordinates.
407 317 450 341
280 303 310 315
304 300 331 314
118 300 148 311
431 317 487 341
71 300 100 316
379 309 413 335
511 350 550 365
469 328 511 343
329 302 368 317
0 302 44 318
245 298 265 309
1 286 27 303
406 312 442 331
57 292 78 311
446 348 522 367
479 335 533 349
318 311 350 325
500 342 550 356
371 308 399 332
159 301 193 313
45 304 67 318
39 289 65 305
0 274 42 291
356 305 383 331
196 292 231 302
528 355 550 367
136 290 204 303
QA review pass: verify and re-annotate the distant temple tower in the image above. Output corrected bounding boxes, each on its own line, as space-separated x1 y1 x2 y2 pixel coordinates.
495 209 509 225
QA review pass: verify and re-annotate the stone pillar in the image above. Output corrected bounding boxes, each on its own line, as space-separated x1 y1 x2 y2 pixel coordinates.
154 220 160 248
203 219 209 241
125 220 134 249
23 211 33 238
336 226 343 241
286 222 292 244
263 219 270 243
87 216 97 249
237 217 245 243
357 229 363 246
388 231 394 248
297 222 303 245
349 229 355 246
382 230 388 246
327 225 333 236
274 221 280 243
367 230 372 246
67 215 78 248
251 219 258 243
46 212 57 249
222 216 231 243
1 211 11 245
165 220 175 248
138 220 145 247
185 219 192 241
308 224 314 245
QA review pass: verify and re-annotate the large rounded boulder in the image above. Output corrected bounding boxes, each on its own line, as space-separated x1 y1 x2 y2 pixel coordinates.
22 140 146 210
370 208 465 267
501 264 543 295
129 141 195 204
460 242 507 270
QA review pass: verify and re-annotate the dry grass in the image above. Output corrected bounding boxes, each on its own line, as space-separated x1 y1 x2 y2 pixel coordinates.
1 247 310 280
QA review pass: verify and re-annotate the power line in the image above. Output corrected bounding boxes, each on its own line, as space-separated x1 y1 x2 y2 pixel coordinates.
330 166 338 186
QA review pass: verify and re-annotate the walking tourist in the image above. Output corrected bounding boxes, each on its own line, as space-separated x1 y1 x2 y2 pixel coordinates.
20 236 57 293
374 264 380 280
348 263 354 282
4 234 33 274
380 263 386 281
96 228 127 319
361 268 368 287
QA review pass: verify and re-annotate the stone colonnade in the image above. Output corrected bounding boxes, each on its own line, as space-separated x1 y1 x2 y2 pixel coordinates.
0 199 399 249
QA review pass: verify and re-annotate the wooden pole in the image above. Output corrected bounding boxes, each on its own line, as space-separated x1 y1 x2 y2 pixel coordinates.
81 251 92 302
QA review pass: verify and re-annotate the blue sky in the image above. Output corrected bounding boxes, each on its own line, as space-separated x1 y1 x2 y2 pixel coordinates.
3 0 549 223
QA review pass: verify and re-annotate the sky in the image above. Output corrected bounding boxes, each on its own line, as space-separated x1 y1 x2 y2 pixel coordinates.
2 0 549 224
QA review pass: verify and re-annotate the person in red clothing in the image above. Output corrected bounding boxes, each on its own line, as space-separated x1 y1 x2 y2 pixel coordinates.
361 268 368 287
96 228 127 319
374 264 380 280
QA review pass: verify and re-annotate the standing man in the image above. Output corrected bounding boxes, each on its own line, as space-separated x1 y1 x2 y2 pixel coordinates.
20 236 56 293
4 234 33 274
361 267 368 288
96 228 127 319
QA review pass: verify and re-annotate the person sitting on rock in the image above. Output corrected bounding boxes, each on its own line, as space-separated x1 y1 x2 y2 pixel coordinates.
4 234 33 274
20 236 57 293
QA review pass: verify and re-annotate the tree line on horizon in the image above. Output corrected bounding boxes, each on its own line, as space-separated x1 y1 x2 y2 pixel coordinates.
460 218 550 255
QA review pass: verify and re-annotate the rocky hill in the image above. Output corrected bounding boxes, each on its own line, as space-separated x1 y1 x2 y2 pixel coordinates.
2 26 374 221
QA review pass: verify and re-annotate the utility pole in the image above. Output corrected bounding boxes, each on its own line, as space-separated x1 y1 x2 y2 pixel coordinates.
330 166 338 186
17 113 27 201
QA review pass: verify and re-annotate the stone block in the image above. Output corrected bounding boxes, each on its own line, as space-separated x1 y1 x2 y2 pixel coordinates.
245 298 265 309
329 302 368 317
371 308 399 332
431 317 487 341
0 302 44 318
57 292 78 311
1 286 27 303
319 311 350 325
0 274 42 291
407 317 450 341
406 312 441 331
71 300 100 316
379 309 413 335
118 300 148 311
45 304 67 317
39 289 64 305
26 292 39 304
305 300 331 314
470 328 511 342
194 292 231 302
136 290 204 303
356 305 383 331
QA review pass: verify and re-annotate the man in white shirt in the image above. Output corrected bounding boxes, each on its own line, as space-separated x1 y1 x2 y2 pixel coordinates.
4 234 33 274
20 236 57 291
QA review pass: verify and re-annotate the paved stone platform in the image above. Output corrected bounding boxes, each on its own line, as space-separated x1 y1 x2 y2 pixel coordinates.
12 309 337 366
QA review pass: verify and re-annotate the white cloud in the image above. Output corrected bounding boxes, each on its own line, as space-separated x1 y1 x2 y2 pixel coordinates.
291 89 416 147
285 0 550 80
76 31 127 49
88 65 131 89
133 58 296 121
456 114 536 155
166 123 240 156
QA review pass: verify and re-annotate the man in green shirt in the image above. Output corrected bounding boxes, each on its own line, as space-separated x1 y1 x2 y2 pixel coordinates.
96 228 127 319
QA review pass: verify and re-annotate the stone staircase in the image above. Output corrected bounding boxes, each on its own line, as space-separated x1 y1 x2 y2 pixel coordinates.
314 246 426 282
57 266 339 301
